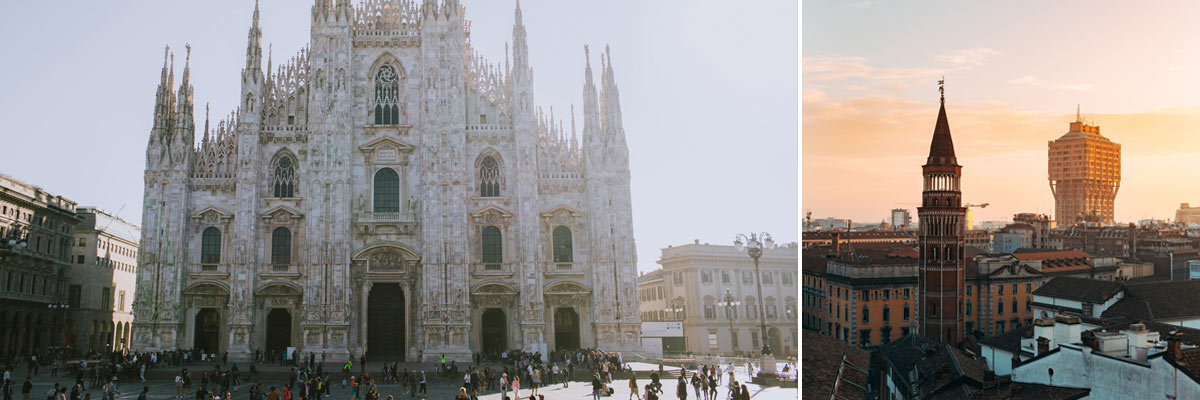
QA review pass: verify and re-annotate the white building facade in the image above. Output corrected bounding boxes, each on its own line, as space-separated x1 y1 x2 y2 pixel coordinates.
644 241 798 357
133 0 641 362
70 207 140 353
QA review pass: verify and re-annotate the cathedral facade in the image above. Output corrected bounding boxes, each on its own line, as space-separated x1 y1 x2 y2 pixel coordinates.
132 0 641 362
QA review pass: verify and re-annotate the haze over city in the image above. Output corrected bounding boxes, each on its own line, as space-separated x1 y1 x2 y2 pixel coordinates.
803 0 1200 225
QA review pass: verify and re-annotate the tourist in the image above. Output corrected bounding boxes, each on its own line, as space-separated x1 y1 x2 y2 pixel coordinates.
676 375 687 400
510 376 520 399
500 373 509 400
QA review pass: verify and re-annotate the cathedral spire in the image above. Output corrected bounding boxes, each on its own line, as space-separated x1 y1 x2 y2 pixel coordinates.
512 0 529 78
599 45 626 150
245 0 264 75
203 102 211 146
926 79 957 167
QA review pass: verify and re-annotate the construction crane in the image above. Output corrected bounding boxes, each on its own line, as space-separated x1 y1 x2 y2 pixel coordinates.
965 203 989 209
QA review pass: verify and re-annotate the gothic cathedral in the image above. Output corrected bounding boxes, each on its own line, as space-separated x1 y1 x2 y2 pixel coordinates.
132 0 641 362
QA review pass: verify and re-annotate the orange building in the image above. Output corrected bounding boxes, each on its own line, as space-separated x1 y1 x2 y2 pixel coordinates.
1048 110 1121 225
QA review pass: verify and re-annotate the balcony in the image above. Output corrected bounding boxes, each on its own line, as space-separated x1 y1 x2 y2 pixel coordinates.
261 264 300 278
190 264 229 279
354 212 419 236
471 262 514 278
543 262 585 278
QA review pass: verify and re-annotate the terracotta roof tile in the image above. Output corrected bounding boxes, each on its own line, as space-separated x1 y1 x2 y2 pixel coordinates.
1032 277 1123 303
802 333 870 400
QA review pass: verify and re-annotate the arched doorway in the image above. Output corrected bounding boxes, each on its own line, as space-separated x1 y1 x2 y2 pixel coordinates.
367 283 405 361
768 327 783 356
194 309 221 353
481 308 507 357
553 308 580 351
265 308 292 357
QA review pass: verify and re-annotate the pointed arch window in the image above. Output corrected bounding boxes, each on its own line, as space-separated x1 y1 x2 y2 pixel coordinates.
553 226 573 263
373 168 400 213
482 226 502 265
271 227 292 266
374 64 401 125
479 156 501 197
272 156 297 198
200 227 221 264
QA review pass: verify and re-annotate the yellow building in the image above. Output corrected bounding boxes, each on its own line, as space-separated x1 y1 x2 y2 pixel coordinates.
1048 110 1121 225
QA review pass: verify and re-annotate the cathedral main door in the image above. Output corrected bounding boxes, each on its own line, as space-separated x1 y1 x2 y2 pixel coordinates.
554 307 581 351
367 283 405 361
194 309 221 353
481 308 507 357
265 308 292 358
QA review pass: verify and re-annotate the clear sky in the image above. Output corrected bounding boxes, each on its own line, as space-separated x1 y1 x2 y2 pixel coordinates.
804 0 1200 225
0 0 799 273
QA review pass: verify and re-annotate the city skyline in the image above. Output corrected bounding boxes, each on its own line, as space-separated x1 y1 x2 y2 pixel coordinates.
804 0 1200 225
0 0 799 274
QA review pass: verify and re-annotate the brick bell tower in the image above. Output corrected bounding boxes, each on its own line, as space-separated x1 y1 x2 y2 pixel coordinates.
918 78 966 344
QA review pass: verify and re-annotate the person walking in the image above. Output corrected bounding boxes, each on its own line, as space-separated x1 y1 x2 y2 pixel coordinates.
20 377 31 400
676 375 688 400
591 374 603 400
628 372 640 400
510 376 520 399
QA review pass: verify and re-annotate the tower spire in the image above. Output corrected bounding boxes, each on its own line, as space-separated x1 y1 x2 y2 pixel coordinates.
245 0 263 74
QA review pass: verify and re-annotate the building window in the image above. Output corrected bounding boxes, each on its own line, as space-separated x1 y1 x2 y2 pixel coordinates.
766 303 778 319
785 303 795 320
478 156 501 197
374 64 401 125
201 227 221 264
552 226 573 263
883 290 890 300
903 305 910 321
996 321 1005 333
721 270 731 284
1082 303 1093 316
701 270 713 284
967 286 972 296
882 306 890 322
860 329 871 346
272 156 297 198
673 271 683 285
751 332 760 348
999 285 1004 295
118 290 125 312
966 302 972 316
482 226 502 265
1013 300 1019 315
271 227 292 265
930 303 937 317
1026 283 1032 293
704 304 716 320
373 168 400 212
742 270 753 285
1026 299 1032 312
76 255 84 264
861 307 869 323
904 288 910 299
747 304 758 320
68 285 81 308
101 287 111 310
762 272 773 285
998 300 1004 315
782 272 793 286
881 326 893 345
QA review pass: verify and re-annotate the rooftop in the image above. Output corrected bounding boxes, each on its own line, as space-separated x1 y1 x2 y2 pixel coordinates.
802 332 870 400
1101 279 1200 321
1033 276 1123 304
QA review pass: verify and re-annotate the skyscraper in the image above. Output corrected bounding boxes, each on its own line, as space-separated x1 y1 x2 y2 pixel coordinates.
1048 109 1121 226
917 82 965 344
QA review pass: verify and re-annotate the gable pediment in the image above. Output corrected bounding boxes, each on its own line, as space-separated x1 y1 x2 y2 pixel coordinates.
261 205 304 225
540 204 584 218
471 205 514 225
191 206 234 226
545 281 591 295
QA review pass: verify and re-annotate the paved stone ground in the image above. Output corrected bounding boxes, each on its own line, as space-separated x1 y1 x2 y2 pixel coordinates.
8 362 796 400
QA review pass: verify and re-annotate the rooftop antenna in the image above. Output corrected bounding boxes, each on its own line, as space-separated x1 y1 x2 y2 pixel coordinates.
1076 104 1081 123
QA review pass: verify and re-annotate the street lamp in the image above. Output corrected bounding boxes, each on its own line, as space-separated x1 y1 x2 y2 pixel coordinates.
664 298 685 355
717 289 741 355
48 303 69 349
734 231 777 378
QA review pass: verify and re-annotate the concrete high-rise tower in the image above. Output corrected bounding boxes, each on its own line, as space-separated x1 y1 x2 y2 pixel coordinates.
917 81 965 344
1049 107 1121 226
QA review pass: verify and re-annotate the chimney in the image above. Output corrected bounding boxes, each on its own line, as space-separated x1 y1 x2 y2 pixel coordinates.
1034 317 1056 350
1168 331 1183 361
1037 337 1050 355
834 233 841 254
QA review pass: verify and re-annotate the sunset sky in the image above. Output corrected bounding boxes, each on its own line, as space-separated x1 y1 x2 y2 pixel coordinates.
803 1 1200 225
